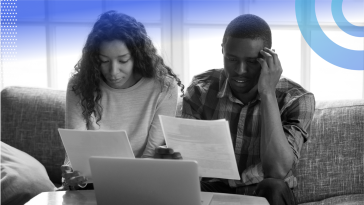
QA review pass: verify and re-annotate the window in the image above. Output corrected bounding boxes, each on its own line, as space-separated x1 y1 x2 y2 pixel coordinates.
54 25 93 90
1 0 363 101
2 25 48 88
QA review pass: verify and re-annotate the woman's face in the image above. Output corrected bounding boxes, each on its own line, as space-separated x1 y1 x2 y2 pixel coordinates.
99 40 140 89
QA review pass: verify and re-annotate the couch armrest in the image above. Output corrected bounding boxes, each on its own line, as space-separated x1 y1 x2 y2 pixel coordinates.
1 86 66 185
294 99 364 204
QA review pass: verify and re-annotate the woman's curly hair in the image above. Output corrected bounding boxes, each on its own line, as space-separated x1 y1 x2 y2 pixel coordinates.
71 10 184 129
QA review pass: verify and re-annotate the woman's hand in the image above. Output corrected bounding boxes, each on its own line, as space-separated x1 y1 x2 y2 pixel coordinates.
60 165 88 189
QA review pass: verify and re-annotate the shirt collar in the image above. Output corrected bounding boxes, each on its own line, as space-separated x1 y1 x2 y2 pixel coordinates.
217 69 229 98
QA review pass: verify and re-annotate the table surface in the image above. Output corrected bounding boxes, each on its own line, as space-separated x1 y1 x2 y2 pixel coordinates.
26 190 269 205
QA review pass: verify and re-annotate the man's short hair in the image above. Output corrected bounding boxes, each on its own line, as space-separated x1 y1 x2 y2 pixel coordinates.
222 14 272 48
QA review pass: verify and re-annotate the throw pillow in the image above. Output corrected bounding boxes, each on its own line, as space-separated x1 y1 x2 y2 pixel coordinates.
1 142 56 205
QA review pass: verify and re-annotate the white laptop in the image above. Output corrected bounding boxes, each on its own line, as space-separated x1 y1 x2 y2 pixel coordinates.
89 157 202 205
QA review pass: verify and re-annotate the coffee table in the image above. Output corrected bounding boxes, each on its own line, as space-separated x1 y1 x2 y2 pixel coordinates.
25 190 269 205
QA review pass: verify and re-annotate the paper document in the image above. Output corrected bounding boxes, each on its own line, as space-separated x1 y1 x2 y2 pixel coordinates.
200 192 213 205
210 193 269 205
58 129 135 183
159 115 240 180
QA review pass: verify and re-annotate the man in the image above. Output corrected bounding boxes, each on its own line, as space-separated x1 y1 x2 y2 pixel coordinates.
158 14 315 205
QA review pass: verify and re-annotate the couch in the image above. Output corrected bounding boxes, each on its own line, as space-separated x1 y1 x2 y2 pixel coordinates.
1 86 363 204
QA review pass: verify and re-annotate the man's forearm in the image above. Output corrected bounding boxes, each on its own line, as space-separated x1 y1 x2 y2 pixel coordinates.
260 92 294 179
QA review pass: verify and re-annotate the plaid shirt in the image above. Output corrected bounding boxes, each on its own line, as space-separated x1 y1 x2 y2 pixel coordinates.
182 69 315 188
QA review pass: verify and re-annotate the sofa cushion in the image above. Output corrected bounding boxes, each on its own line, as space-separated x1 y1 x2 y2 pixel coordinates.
300 194 364 205
1 86 66 185
294 100 364 204
1 142 55 205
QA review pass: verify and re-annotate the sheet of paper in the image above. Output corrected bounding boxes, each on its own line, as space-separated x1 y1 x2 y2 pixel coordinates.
58 129 135 183
159 115 240 180
200 192 213 205
210 193 269 205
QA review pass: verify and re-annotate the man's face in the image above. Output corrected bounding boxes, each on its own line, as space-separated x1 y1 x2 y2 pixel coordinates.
223 37 264 95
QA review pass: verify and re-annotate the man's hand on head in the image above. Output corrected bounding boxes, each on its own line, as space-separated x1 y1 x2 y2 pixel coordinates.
257 48 282 95
154 146 183 159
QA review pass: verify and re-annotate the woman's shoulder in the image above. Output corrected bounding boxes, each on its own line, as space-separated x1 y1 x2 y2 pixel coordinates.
160 75 179 95
65 76 80 102
66 76 78 90
161 76 179 102
65 75 83 100
142 75 177 94
164 75 178 87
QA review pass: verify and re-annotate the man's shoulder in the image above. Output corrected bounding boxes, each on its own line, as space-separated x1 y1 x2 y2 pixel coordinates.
185 69 222 100
276 77 315 106
191 69 223 85
277 77 312 96
187 69 222 95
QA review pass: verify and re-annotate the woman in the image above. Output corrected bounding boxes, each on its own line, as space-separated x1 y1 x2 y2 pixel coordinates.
60 10 184 190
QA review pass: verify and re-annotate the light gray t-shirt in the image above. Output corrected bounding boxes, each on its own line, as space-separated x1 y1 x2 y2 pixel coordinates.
65 77 178 159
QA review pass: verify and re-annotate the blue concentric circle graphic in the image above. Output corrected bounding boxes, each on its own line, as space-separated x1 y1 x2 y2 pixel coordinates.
332 0 364 37
296 0 364 70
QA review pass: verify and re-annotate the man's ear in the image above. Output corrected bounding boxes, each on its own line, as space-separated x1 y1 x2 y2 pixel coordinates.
221 44 224 54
